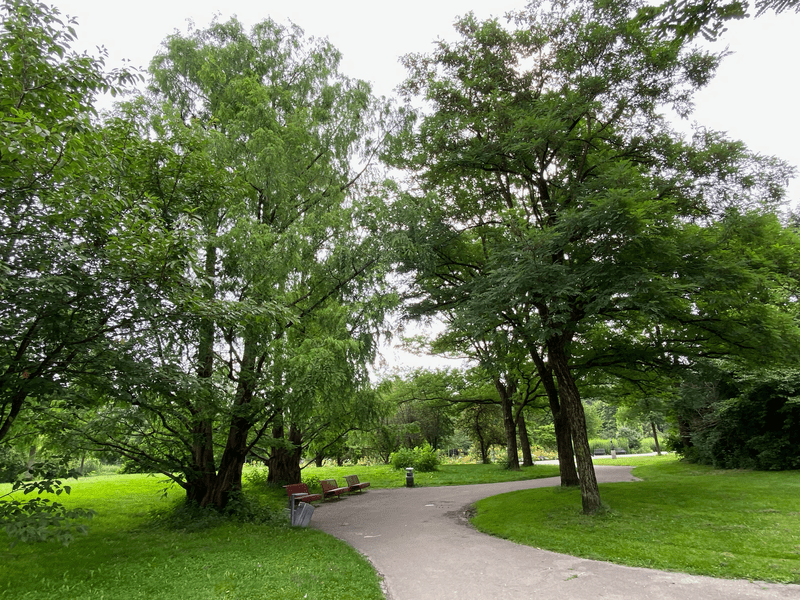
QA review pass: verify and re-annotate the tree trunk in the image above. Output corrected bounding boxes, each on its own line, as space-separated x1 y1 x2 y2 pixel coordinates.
495 378 520 470
474 411 491 464
267 424 303 485
651 420 662 455
548 339 602 514
517 411 534 467
525 341 579 486
184 240 221 506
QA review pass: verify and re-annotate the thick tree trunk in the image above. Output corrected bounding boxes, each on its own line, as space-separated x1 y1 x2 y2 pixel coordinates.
517 411 534 467
267 424 303 485
651 420 662 455
185 240 221 506
548 339 602 514
495 378 520 470
190 334 260 510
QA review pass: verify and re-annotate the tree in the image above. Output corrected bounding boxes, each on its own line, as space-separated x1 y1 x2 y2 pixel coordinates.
391 0 799 513
643 0 800 42
63 16 397 509
672 362 800 469
0 0 146 445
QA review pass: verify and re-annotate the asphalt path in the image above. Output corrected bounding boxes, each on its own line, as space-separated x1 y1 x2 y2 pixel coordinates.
310 465 800 600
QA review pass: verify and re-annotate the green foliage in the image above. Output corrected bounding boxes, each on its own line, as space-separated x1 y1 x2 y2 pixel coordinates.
390 0 800 514
473 456 800 583
617 426 644 451
0 0 147 444
0 446 24 483
583 404 603 439
0 459 94 546
680 368 800 470
389 444 440 472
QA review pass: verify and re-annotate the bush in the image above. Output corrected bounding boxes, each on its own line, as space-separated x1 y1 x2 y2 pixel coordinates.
588 438 611 454
0 447 25 483
638 437 656 453
678 369 800 470
389 444 440 472
617 426 643 451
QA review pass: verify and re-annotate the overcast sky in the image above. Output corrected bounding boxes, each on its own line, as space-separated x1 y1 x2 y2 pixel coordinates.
51 0 799 204
47 1 800 370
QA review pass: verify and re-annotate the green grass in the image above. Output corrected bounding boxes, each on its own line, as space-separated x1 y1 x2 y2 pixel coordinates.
0 462 560 599
0 474 384 600
298 462 561 490
472 455 800 583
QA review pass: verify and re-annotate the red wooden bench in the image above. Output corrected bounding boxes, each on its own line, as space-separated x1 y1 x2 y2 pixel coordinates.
344 474 370 493
320 478 350 499
284 482 322 505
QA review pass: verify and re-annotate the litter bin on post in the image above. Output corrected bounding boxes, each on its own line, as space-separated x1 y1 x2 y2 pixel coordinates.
405 467 414 488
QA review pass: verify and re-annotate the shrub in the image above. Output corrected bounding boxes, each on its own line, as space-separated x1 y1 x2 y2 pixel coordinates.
389 444 440 472
617 426 643 451
638 437 656 453
0 447 25 483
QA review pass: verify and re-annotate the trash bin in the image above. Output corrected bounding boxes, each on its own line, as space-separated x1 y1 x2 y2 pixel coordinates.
405 467 414 488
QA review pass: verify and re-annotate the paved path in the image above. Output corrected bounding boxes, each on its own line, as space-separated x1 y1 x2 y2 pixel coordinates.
311 465 800 600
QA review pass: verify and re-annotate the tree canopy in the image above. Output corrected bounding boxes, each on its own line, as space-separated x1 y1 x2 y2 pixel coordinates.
389 0 800 512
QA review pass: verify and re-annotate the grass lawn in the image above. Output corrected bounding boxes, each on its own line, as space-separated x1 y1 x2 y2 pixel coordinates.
299 461 561 490
0 474 384 600
0 461 559 599
471 455 800 583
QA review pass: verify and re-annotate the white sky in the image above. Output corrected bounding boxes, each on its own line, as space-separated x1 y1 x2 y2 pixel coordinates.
47 1 800 371
51 1 800 203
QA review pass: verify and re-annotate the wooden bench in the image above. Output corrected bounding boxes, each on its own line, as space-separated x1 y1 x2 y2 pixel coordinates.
593 448 606 456
320 478 350 499
613 448 627 455
345 474 370 493
284 482 322 506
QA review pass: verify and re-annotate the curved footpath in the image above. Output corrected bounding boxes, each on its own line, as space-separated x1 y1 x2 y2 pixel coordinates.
310 465 799 600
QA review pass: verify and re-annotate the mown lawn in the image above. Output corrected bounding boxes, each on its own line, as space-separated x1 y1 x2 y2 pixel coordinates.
298 461 561 490
0 461 560 599
0 474 383 600
472 455 800 583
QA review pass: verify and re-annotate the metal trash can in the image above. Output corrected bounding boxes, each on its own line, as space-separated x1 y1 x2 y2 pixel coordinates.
405 467 414 488
290 493 314 527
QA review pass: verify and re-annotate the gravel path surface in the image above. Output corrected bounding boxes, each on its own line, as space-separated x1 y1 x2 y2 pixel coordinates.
310 465 800 600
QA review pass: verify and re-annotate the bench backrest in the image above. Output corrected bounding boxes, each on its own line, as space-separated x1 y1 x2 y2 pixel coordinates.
345 475 359 487
320 479 339 493
285 482 310 497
